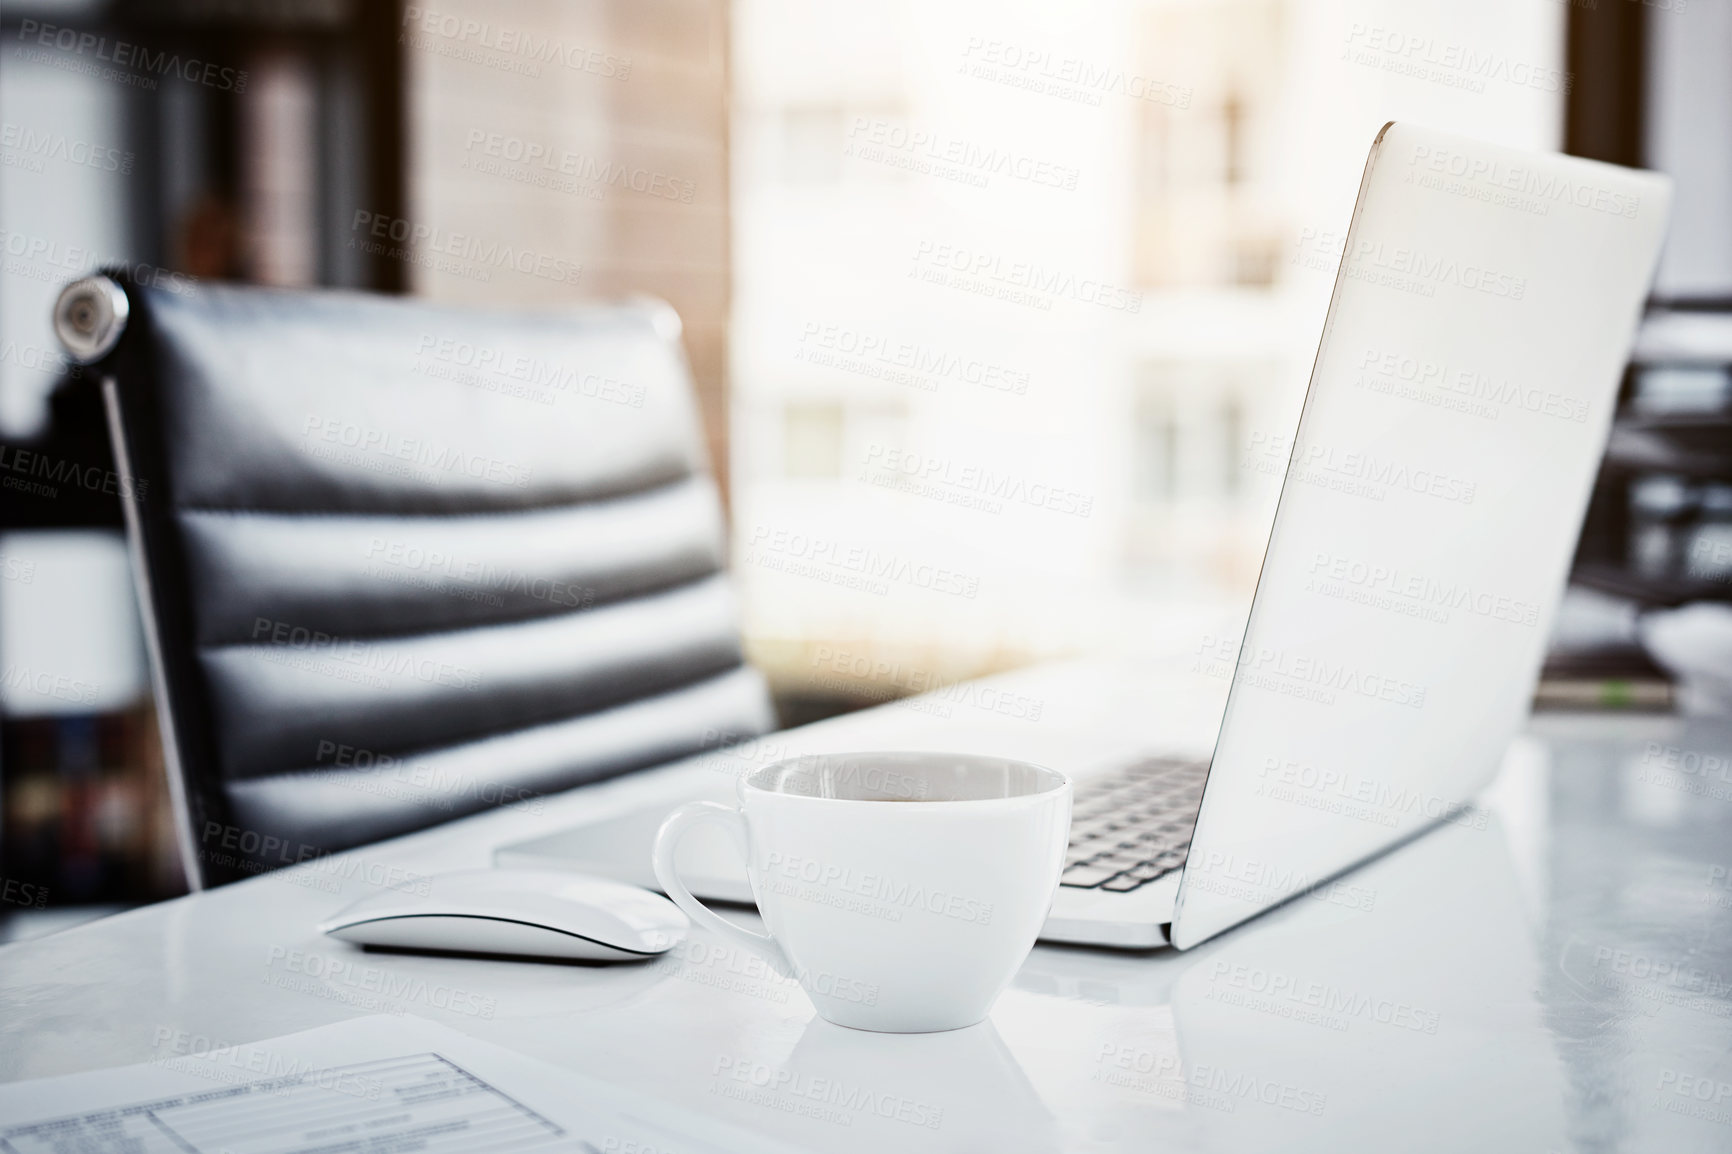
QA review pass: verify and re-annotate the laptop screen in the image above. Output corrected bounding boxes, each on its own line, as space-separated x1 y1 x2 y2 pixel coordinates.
1173 122 1671 948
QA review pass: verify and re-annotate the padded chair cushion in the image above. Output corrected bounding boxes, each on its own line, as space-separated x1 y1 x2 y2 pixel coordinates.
99 279 771 884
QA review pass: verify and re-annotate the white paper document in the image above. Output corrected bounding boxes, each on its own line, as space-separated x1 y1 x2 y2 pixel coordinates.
0 1015 787 1154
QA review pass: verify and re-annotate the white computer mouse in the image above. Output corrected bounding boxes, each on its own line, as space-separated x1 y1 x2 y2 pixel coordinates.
319 868 688 962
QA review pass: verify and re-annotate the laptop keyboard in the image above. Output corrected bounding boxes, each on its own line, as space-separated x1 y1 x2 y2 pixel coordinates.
1060 757 1208 893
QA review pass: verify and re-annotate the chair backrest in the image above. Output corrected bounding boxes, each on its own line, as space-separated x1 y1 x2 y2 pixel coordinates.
69 274 772 887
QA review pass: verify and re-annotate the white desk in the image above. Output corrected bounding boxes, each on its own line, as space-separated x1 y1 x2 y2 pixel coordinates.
3 660 1730 1152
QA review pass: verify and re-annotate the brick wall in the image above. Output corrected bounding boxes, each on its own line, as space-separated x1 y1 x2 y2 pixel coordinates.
403 0 733 498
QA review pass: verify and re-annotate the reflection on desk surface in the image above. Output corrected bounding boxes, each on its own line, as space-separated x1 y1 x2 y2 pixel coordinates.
1008 815 1560 1153
990 717 1732 1154
3 715 1731 1153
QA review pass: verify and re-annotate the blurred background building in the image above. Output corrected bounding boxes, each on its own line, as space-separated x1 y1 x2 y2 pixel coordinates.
2 0 1729 933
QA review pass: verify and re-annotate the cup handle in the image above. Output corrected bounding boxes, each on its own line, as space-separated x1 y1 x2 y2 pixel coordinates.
653 801 792 978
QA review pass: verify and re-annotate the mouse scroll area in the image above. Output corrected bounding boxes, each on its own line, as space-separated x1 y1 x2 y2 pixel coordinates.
317 869 690 963
326 913 667 962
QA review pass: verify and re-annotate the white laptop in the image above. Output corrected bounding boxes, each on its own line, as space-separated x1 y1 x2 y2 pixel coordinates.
499 123 1671 950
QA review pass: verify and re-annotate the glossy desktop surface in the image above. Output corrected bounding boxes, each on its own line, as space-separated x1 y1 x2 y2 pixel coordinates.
2 661 1729 1152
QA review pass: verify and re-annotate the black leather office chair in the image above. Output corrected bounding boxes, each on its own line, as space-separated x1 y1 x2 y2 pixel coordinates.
54 272 773 888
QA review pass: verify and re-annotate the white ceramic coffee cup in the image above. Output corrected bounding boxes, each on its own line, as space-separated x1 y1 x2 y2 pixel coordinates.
652 751 1071 1033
